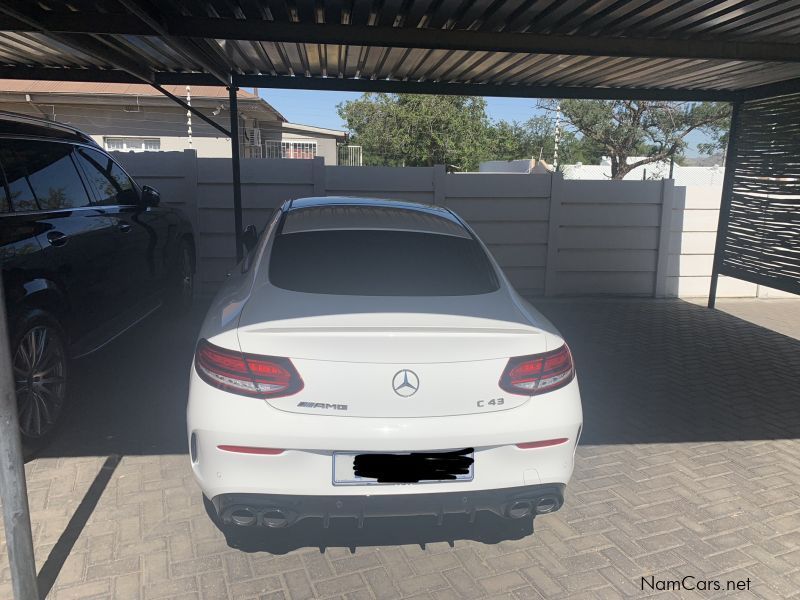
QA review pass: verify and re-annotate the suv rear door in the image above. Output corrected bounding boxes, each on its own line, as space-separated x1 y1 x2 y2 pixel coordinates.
0 138 121 354
73 146 164 306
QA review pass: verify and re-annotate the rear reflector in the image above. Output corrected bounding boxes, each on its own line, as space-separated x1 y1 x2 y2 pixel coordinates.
195 339 303 398
217 445 284 455
516 438 569 449
499 344 575 396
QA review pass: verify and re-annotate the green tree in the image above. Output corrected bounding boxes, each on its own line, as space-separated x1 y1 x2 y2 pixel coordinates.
540 100 730 179
487 117 583 165
337 93 492 171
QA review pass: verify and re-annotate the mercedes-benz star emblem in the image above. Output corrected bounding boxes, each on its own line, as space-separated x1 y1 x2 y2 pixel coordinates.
392 369 419 397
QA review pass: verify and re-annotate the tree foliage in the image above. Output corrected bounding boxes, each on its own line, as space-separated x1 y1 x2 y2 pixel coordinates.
487 116 603 166
337 93 604 171
337 93 491 170
540 100 731 179
337 94 728 176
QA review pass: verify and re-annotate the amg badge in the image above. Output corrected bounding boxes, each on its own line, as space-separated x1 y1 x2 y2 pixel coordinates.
297 402 348 411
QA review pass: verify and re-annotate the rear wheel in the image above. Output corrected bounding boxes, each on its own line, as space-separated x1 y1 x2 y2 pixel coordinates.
12 311 69 450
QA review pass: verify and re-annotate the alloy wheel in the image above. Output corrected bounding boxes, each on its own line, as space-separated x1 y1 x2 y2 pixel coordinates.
13 325 67 439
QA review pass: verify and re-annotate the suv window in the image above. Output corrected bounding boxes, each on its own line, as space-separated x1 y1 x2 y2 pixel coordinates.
1 139 90 211
269 229 500 296
0 149 38 212
75 147 138 206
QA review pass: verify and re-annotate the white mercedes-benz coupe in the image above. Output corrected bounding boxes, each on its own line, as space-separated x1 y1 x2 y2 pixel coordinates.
187 197 582 530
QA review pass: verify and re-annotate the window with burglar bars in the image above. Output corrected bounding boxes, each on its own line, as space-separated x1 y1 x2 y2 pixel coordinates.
339 145 363 166
104 137 160 152
263 140 318 160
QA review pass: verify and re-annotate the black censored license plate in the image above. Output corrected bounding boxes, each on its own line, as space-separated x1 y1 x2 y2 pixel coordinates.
332 448 474 485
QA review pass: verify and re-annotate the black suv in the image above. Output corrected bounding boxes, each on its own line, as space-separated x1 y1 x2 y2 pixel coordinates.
1 111 195 447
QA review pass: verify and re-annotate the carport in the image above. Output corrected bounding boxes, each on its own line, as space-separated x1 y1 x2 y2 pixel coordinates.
0 2 799 598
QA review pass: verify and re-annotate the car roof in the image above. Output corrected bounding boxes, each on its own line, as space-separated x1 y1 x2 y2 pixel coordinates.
0 110 99 146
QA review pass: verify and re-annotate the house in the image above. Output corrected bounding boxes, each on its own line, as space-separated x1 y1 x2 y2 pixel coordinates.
0 81 353 165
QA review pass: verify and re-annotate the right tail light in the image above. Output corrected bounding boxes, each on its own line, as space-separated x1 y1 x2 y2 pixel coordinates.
499 344 575 396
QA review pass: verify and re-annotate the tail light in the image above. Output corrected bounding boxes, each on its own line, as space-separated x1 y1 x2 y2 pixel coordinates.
499 344 574 395
195 339 303 398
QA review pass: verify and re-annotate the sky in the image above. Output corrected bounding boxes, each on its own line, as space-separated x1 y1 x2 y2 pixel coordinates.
259 89 710 158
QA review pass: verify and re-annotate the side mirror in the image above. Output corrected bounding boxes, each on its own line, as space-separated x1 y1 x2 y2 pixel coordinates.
141 185 160 207
242 224 258 253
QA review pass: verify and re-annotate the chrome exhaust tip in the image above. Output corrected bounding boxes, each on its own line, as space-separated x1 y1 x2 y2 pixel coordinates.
534 495 561 515
229 508 257 527
261 508 289 528
506 500 533 519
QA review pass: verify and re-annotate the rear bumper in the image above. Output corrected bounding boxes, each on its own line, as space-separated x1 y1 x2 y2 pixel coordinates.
187 369 582 498
212 483 565 528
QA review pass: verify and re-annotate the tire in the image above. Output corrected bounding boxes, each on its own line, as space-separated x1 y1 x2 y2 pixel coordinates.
11 310 69 453
166 239 195 314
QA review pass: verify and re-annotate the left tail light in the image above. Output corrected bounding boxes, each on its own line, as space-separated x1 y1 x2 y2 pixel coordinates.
194 339 304 398
499 344 575 396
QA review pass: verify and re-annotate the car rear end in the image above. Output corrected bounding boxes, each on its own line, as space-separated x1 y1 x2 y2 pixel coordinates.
187 199 582 529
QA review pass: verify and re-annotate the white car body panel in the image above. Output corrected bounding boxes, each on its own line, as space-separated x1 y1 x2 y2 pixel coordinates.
187 197 582 525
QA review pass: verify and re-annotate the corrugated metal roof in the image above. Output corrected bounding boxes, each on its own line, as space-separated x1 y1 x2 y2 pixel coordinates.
0 1 799 98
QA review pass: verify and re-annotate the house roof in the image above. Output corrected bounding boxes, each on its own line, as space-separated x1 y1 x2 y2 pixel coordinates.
0 80 256 99
281 122 346 138
0 80 286 121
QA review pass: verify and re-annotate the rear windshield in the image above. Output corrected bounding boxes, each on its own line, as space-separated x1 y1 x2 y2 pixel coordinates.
269 229 500 296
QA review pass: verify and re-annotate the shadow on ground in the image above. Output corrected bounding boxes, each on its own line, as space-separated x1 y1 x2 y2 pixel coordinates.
40 297 800 461
39 302 207 459
535 298 800 445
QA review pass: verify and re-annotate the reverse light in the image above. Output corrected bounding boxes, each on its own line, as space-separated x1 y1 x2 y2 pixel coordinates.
499 344 575 395
195 339 303 398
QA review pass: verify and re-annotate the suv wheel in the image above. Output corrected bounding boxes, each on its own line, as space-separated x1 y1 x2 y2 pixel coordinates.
12 311 68 445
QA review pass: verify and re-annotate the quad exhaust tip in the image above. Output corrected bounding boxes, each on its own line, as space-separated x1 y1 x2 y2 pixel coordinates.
224 506 290 528
507 495 563 518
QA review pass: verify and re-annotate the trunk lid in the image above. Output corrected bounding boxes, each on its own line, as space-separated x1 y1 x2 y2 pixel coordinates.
236 288 550 417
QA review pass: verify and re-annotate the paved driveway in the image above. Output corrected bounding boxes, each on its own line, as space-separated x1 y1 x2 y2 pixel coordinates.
1 298 799 599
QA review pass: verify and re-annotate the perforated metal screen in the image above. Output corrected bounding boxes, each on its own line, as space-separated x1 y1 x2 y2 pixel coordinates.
719 94 800 295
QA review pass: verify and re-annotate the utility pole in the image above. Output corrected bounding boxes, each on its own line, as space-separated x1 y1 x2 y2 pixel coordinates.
553 101 562 169
0 277 39 600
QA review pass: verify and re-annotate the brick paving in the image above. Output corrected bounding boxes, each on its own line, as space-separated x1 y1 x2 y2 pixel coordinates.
1 298 799 599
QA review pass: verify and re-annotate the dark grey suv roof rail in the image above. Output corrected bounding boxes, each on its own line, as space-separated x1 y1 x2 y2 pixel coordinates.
0 110 99 147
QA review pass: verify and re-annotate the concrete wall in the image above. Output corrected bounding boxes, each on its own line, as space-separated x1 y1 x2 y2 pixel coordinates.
667 185 795 299
111 151 796 299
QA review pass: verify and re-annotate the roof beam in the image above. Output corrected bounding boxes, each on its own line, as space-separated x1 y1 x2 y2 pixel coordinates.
0 63 738 101
1 11 799 64
171 19 800 64
0 64 736 101
232 74 736 102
